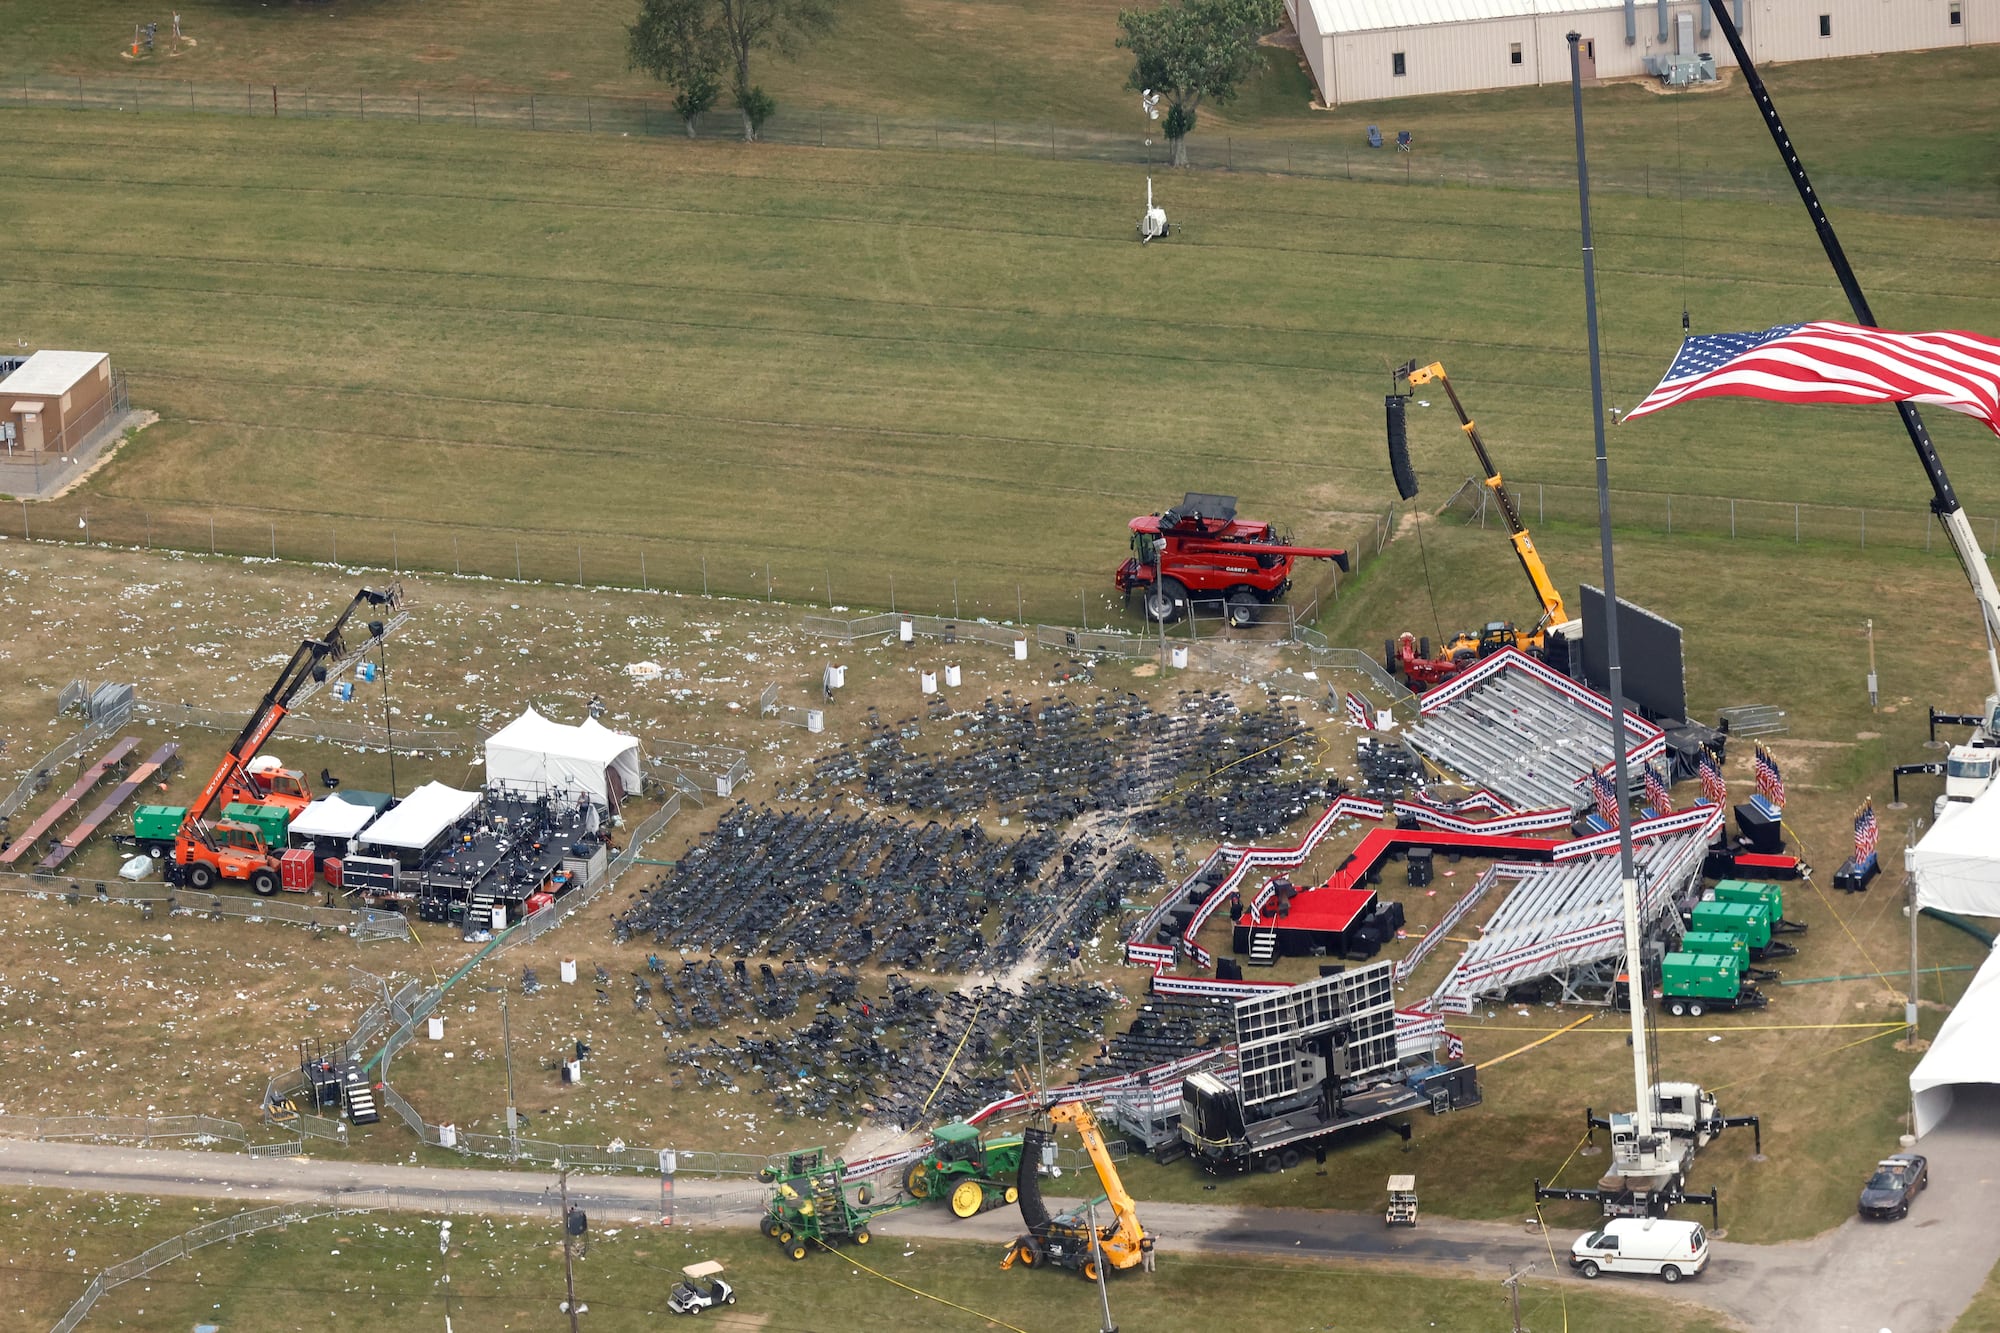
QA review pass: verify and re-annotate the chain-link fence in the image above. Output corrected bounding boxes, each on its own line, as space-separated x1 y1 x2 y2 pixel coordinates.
51 1201 363 1333
4 72 1992 218
0 373 132 502
1440 473 1994 555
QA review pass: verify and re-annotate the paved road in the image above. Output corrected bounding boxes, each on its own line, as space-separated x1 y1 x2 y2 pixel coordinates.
4 1088 1997 1332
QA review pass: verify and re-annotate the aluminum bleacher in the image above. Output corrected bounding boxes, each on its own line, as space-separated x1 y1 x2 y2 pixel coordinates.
1403 648 1663 812
1427 820 1710 1012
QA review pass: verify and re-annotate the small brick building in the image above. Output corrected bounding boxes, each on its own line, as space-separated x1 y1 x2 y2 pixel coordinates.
2 350 113 455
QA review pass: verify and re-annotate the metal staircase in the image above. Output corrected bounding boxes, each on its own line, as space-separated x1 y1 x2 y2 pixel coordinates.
1247 928 1279 967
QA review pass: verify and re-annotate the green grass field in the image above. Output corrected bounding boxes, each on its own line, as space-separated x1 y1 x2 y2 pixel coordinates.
0 1189 1739 1333
5 98 1999 619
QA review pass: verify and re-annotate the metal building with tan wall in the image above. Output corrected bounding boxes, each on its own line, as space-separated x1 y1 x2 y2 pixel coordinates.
1288 0 1995 106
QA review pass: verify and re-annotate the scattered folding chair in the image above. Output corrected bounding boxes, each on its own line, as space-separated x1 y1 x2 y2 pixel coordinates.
1366 124 1384 149
1396 130 1413 152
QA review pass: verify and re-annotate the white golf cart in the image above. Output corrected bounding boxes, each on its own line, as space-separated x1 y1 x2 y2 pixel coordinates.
667 1259 736 1315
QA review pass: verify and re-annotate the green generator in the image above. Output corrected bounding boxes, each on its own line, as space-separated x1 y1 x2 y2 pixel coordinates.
133 804 188 851
1660 951 1766 1014
222 801 289 848
1713 879 1784 919
1681 930 1748 970
1690 899 1773 951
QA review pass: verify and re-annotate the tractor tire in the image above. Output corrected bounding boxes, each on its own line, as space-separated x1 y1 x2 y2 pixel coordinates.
856 1185 874 1207
761 1216 781 1239
777 1228 795 1245
1385 639 1398 672
1579 1260 1600 1279
1004 1185 1019 1205
1419 636 1431 660
1081 1260 1101 1283
1226 591 1258 629
1668 1001 1687 1017
855 1229 872 1246
250 869 279 897
950 1180 985 1218
1020 1240 1044 1267
188 863 216 890
904 1161 930 1198
1687 1002 1705 1018
1144 578 1188 626
788 1242 808 1261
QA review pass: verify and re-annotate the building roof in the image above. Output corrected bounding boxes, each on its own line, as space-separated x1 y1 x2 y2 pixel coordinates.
0 351 107 398
1306 0 1616 34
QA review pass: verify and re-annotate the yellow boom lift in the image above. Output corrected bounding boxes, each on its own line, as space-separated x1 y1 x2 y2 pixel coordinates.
1001 1100 1154 1280
1388 361 1574 686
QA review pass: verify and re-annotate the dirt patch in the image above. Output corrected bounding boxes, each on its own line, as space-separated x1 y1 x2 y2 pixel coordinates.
413 45 459 64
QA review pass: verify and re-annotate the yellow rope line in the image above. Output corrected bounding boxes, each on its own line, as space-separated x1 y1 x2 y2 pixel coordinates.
917 993 985 1117
817 1238 1031 1333
1532 1200 1571 1333
1476 1014 1595 1069
1783 818 1901 1001
1706 1021 1904 1094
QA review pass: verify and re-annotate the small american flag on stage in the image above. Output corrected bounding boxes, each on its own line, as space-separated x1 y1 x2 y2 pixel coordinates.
1345 691 1375 730
1445 1032 1464 1062
1698 750 1728 806
1643 762 1672 814
1854 800 1879 863
1592 769 1621 827
1625 321 2000 435
1754 744 1785 807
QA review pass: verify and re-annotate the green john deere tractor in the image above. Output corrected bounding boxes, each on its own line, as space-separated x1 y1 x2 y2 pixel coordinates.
902 1121 1026 1219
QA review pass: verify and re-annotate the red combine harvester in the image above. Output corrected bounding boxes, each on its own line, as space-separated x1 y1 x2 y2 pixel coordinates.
1115 493 1349 627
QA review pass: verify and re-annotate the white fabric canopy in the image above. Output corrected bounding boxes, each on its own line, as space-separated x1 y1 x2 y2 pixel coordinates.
358 781 479 852
1912 940 2000 1137
1911 782 2000 917
288 792 377 841
483 707 641 809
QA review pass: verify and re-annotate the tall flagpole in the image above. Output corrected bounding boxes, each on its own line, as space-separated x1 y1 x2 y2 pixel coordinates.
1568 31 1653 1148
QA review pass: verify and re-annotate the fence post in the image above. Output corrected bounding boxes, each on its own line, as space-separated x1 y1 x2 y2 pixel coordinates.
392 532 398 572
516 542 521 579
699 554 705 595
20 499 26 540
145 511 151 548
954 578 960 620
1017 584 1024 624
766 563 772 600
1730 498 1736 538
589 98 595 132
332 529 338 562
453 536 460 575
1795 503 1800 543
577 545 584 583
417 91 422 123
209 514 216 554
530 93 536 129
1666 495 1672 535
889 574 895 614
1538 482 1544 524
270 523 275 558
1861 509 1866 548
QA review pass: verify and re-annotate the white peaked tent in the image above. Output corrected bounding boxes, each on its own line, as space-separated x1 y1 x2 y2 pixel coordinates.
483 707 642 812
358 781 480 853
1912 941 2000 1137
288 792 378 842
1910 782 2000 917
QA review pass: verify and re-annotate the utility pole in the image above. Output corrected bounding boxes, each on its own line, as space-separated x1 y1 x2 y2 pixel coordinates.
1501 1262 1535 1333
1085 1198 1117 1333
558 1164 582 1333
1906 833 1922 1044
482 985 519 1158
377 634 398 797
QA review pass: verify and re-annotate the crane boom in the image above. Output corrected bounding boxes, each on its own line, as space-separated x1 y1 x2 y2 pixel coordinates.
1403 361 1567 630
1703 0 2000 711
184 583 402 828
1049 1101 1147 1259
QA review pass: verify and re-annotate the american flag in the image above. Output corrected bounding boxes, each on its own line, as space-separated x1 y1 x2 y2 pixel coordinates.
1854 800 1879 863
1754 745 1785 807
1592 769 1621 827
1445 1032 1465 1062
1626 321 2000 435
1345 691 1375 730
1698 749 1728 806
1644 762 1672 814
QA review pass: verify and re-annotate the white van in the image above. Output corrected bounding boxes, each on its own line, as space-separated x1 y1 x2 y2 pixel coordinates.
1569 1217 1709 1283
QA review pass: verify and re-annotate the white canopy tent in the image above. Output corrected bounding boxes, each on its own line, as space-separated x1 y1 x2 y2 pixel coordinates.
1912 941 2000 1137
484 707 641 812
358 781 480 852
1910 782 2000 917
288 793 378 842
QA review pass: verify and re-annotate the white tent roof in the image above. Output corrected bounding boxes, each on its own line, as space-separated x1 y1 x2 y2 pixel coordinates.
1911 783 2000 918
289 792 378 840
1912 940 2000 1137
484 707 641 806
358 781 480 851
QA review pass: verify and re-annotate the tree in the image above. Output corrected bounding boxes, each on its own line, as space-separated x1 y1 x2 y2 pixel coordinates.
715 0 839 142
1117 0 1281 167
628 0 725 137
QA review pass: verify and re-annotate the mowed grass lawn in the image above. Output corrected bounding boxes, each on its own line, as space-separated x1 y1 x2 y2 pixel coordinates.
1 1191 1739 1333
11 0 2000 190
5 110 1999 617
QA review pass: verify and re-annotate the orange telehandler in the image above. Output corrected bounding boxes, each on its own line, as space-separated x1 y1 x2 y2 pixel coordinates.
1001 1099 1154 1281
